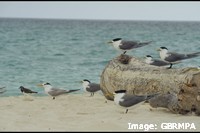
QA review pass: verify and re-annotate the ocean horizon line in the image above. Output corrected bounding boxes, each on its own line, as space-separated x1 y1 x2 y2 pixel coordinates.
1 16 200 23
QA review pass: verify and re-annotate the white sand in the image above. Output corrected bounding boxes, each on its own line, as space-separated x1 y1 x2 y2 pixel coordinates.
0 93 199 131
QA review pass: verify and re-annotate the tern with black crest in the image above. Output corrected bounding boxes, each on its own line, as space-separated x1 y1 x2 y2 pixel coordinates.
157 47 200 63
37 82 80 99
81 79 101 97
113 90 158 113
145 55 173 69
107 38 152 54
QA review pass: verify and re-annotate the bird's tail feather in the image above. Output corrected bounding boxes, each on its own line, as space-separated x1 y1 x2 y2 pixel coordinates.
67 89 80 93
187 52 200 58
139 41 153 46
146 93 160 100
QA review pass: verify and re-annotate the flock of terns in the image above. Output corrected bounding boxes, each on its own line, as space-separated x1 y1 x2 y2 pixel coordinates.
1 37 200 114
108 38 200 69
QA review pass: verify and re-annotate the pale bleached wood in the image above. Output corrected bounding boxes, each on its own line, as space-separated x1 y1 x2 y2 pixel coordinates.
100 54 200 115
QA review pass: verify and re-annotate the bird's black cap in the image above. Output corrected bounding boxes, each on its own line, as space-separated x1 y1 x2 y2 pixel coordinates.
113 38 122 41
83 79 91 83
146 55 152 57
160 47 168 50
44 82 51 85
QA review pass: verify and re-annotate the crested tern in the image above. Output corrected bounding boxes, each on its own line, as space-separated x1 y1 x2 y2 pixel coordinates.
107 38 152 54
145 55 173 69
37 82 80 99
113 90 158 113
81 79 101 97
157 47 200 63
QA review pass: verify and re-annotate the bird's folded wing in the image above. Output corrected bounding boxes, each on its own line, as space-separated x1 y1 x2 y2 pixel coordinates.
119 41 138 50
165 52 186 62
86 83 101 92
119 95 146 107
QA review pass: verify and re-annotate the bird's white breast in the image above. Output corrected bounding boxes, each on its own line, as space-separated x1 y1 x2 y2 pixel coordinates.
159 50 169 60
112 40 122 51
145 57 153 64
82 82 89 92
43 85 53 94
114 93 125 105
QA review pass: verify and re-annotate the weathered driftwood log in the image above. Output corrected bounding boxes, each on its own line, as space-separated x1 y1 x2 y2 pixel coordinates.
177 83 200 115
100 54 200 115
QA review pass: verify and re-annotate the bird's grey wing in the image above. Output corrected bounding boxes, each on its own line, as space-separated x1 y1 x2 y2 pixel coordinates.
165 52 187 62
119 41 139 50
86 83 101 92
151 59 171 66
119 95 146 107
49 88 80 96
120 40 152 50
48 88 68 96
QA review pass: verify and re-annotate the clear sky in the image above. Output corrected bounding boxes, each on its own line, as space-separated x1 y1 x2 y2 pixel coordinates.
0 1 200 21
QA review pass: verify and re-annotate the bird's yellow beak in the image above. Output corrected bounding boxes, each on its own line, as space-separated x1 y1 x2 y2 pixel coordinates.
107 41 112 44
37 84 43 87
156 48 161 51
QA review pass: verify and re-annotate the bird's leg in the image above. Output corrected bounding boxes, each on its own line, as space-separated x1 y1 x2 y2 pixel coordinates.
167 64 173 69
53 97 55 100
90 93 93 97
125 109 129 114
123 51 127 54
90 93 94 97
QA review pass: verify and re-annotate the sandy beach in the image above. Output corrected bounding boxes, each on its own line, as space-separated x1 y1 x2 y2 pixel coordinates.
0 93 199 132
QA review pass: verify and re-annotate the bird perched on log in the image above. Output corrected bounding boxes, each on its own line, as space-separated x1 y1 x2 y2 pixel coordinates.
81 79 101 97
37 82 80 100
113 90 158 113
107 38 152 54
157 47 200 63
144 55 174 69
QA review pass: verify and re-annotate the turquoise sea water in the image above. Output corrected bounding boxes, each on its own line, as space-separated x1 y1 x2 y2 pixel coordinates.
1 18 200 97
